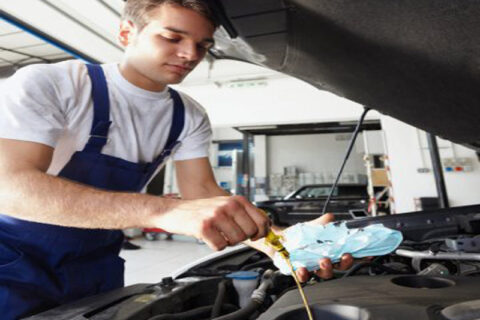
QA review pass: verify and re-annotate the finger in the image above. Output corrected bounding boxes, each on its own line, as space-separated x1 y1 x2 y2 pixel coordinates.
336 254 353 271
306 212 335 226
226 199 260 240
231 213 259 240
212 209 248 245
295 267 310 283
200 220 228 251
315 258 333 279
234 196 270 240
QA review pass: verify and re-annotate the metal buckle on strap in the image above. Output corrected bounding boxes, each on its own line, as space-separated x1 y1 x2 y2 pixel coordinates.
89 134 110 143
159 142 182 158
160 149 172 158
163 142 182 157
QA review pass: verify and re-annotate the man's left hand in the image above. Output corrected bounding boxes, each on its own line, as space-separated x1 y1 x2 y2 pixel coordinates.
294 213 353 281
245 212 354 282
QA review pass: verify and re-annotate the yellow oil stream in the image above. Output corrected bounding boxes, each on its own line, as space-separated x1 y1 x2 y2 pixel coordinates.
284 255 314 320
264 231 314 320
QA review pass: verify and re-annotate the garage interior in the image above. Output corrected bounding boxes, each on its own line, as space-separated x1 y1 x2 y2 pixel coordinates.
1 0 480 294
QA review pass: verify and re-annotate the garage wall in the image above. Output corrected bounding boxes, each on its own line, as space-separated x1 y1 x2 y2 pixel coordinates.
381 116 480 212
211 127 242 141
266 133 368 177
207 127 385 199
180 78 367 127
177 60 375 127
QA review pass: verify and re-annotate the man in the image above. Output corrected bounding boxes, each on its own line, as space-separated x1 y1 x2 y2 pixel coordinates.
0 0 352 318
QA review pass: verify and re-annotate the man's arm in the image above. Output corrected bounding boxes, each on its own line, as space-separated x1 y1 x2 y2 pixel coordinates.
175 156 229 199
0 138 154 229
0 139 269 250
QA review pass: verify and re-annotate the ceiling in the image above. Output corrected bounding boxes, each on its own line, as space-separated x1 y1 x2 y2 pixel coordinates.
0 0 125 77
0 19 70 74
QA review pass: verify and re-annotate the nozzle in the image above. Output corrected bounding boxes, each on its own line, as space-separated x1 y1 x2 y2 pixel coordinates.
265 231 289 259
258 208 290 258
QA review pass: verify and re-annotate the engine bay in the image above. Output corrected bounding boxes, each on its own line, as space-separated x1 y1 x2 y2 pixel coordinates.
26 205 480 320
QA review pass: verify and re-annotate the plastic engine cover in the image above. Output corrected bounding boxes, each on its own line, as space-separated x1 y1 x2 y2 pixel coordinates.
258 275 480 320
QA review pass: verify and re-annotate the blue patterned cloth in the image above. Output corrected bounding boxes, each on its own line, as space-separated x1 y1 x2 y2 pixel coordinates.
273 221 403 274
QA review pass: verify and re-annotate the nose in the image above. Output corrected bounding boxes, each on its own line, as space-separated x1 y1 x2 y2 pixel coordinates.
177 41 200 62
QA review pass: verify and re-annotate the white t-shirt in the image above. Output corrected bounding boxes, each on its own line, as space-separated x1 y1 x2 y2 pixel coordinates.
0 60 212 176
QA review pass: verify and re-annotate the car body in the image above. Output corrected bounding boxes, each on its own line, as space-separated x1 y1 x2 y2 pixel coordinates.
27 0 480 319
27 205 480 320
256 184 368 226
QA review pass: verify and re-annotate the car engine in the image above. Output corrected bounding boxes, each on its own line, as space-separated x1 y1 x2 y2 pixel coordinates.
27 205 480 320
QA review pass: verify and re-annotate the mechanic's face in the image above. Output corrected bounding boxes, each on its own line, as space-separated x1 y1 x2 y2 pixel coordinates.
119 4 215 91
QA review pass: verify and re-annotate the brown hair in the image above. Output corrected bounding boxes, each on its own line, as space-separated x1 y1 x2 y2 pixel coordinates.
122 0 218 30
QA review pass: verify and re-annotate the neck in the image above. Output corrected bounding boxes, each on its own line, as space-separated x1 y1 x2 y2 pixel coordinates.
118 61 167 92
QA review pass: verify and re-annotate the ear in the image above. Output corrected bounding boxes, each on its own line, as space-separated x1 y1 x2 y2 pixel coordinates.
118 20 137 47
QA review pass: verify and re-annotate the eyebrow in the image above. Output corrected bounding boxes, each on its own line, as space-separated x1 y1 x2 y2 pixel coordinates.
163 26 215 44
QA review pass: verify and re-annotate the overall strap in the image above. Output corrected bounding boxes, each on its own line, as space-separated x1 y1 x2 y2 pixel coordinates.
163 88 185 155
139 88 185 190
83 64 112 153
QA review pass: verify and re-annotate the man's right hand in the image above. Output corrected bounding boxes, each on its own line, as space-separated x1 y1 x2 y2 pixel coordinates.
152 195 270 251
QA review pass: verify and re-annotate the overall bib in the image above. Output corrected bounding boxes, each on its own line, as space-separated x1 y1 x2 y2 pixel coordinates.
0 64 185 319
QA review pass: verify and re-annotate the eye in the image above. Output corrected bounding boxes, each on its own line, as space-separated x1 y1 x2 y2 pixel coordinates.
196 44 209 52
197 42 213 51
159 34 181 43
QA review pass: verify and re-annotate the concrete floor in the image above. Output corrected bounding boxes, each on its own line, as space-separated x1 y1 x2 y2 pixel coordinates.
119 233 214 286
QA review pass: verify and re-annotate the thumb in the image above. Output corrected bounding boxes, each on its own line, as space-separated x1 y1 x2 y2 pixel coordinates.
306 213 335 226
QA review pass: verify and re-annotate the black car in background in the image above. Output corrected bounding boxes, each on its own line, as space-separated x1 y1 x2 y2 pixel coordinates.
256 184 368 226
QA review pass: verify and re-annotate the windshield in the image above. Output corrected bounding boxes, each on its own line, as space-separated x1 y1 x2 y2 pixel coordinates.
295 186 338 198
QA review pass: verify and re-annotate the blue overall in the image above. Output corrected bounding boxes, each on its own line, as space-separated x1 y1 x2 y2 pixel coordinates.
0 64 185 319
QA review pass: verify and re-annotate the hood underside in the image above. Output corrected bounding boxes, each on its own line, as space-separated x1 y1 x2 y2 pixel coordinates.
209 0 480 150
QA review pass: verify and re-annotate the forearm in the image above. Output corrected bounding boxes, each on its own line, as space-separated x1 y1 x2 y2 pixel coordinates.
180 180 230 199
0 145 270 249
0 168 171 229
175 157 231 200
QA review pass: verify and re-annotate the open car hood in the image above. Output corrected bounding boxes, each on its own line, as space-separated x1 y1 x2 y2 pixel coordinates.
208 0 480 150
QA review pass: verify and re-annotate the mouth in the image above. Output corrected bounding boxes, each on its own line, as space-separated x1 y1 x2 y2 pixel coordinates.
164 64 193 75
